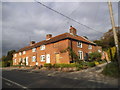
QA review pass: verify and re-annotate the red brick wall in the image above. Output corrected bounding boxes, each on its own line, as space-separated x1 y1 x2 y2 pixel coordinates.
13 39 102 66
68 39 101 60
13 39 70 66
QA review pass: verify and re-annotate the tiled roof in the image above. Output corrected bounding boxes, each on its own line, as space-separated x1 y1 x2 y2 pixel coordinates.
17 33 96 52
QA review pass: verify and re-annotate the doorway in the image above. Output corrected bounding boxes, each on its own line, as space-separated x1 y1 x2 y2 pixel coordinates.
56 54 60 63
46 54 50 63
26 57 29 65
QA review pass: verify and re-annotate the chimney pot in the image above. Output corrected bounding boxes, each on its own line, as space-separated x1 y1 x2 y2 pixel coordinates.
70 26 77 35
46 34 52 40
30 41 35 46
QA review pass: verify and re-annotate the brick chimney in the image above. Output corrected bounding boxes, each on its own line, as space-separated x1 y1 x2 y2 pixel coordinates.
70 26 77 36
46 34 52 40
30 41 35 46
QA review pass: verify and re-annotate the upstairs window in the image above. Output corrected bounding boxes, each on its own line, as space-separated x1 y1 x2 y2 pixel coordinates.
40 55 45 62
19 52 22 56
14 54 17 57
40 45 45 50
23 51 26 54
32 48 36 52
32 56 36 62
77 42 82 48
88 45 92 49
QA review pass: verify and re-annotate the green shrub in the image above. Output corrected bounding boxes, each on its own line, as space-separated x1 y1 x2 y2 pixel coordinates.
44 63 52 68
2 60 12 67
44 62 97 71
80 61 88 66
12 65 24 67
53 63 77 68
107 47 117 61
87 62 96 67
53 64 60 68
0 61 2 67
98 60 106 64
53 63 83 71
75 63 83 70
102 61 120 78
89 52 101 61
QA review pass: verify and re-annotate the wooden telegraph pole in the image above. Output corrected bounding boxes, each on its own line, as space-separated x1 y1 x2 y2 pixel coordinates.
108 1 120 70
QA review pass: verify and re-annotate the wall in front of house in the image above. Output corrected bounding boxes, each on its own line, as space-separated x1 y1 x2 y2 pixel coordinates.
13 39 70 66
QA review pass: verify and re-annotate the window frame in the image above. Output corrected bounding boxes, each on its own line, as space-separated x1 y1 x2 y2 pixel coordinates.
14 54 17 57
14 59 16 63
78 50 83 60
32 48 36 52
77 41 82 48
40 55 45 62
19 52 22 56
23 51 26 54
32 56 36 62
40 45 45 50
88 44 92 49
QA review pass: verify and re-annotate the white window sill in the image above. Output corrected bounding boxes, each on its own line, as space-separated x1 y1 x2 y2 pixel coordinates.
41 60 45 62
40 49 45 51
77 46 82 48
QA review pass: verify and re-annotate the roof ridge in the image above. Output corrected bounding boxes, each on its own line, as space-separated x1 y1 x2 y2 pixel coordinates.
49 32 69 39
17 33 96 52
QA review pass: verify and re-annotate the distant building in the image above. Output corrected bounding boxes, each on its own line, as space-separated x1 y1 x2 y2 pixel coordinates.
13 26 102 66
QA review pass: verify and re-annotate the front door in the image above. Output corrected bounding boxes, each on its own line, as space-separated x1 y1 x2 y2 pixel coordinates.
46 54 50 63
56 54 60 63
26 57 29 65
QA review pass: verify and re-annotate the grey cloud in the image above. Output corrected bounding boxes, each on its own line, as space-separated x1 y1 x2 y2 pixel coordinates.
2 2 118 56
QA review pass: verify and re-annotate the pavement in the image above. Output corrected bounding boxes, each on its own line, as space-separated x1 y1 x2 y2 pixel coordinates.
1 62 119 89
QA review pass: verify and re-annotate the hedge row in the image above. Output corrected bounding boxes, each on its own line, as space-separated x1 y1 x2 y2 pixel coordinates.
44 60 106 69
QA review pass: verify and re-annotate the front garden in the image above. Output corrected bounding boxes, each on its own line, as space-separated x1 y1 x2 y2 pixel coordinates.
44 52 106 72
3 52 107 72
43 59 106 72
42 52 107 72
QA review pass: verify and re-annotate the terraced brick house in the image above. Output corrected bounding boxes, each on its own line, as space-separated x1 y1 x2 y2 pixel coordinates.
13 26 102 66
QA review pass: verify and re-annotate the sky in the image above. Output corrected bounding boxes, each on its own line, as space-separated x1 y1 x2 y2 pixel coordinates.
1 1 119 57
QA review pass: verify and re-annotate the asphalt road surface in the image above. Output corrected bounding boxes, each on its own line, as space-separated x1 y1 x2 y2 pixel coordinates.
1 69 118 89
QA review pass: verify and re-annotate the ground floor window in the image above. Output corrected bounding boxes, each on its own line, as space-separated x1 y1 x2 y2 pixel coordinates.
22 58 26 63
40 55 45 62
78 51 83 60
14 59 16 63
19 58 22 62
32 56 36 62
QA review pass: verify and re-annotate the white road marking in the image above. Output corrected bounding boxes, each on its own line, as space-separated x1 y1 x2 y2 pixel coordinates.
5 82 12 86
0 76 28 89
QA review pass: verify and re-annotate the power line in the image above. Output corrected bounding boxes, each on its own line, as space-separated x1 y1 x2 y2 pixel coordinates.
34 0 104 34
53 3 81 32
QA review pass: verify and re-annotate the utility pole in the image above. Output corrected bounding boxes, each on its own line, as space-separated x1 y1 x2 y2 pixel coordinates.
108 1 120 69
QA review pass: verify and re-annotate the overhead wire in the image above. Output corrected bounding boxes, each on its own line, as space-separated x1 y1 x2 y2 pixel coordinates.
34 0 104 34
53 3 81 32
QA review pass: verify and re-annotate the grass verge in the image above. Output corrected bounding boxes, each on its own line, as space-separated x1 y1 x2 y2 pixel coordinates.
102 61 120 78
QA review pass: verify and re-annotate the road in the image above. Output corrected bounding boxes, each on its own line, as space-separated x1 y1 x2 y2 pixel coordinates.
1 69 118 89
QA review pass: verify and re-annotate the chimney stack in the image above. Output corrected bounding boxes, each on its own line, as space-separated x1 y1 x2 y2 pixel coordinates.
30 41 35 46
46 34 52 40
70 26 77 36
